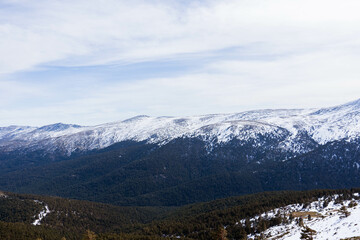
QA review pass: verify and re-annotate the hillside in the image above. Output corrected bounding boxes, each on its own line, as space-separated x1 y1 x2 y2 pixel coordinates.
1 189 360 239
1 99 360 207
247 194 360 239
0 191 170 239
0 136 359 207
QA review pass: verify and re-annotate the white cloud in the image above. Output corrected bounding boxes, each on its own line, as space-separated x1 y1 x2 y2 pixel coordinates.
3 49 360 126
1 0 360 125
1 0 360 72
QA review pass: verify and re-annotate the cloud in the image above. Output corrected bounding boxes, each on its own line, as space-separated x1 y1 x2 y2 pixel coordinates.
1 0 360 125
1 0 360 72
4 48 360 126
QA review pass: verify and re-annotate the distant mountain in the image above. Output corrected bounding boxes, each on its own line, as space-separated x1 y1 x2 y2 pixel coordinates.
1 98 360 156
1 99 360 206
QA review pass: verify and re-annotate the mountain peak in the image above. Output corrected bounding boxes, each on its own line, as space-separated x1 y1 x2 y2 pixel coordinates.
37 123 82 132
122 115 150 123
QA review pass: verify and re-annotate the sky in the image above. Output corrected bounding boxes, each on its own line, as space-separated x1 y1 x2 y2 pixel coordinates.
1 0 360 126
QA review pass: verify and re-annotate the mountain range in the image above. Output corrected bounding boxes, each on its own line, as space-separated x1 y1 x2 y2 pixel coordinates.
0 99 360 206
2 98 360 156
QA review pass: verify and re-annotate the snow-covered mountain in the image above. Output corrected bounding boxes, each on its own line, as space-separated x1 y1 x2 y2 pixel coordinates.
1 99 360 155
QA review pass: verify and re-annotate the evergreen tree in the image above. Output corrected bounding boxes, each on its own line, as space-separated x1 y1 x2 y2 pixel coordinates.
82 230 97 240
340 206 350 218
300 226 316 240
297 217 304 227
213 226 228 240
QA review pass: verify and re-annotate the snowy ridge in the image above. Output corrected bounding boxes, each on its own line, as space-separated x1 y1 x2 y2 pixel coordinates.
1 99 360 155
245 193 360 240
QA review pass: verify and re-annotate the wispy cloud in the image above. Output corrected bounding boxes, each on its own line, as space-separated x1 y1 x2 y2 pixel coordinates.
1 0 360 125
2 0 360 72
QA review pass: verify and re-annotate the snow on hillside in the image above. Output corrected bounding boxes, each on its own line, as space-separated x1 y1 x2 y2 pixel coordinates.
246 194 360 240
32 201 51 226
1 99 360 154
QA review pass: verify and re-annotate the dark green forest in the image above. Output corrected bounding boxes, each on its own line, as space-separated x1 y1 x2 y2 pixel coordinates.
1 138 360 207
1 188 359 239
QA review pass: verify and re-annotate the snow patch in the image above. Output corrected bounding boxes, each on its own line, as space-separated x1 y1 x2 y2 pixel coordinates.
245 194 360 240
32 201 51 226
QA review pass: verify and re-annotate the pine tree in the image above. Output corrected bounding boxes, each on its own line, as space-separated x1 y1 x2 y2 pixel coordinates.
300 226 316 240
244 218 252 234
82 230 97 240
298 217 304 227
213 226 228 240
340 206 350 218
289 213 294 222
